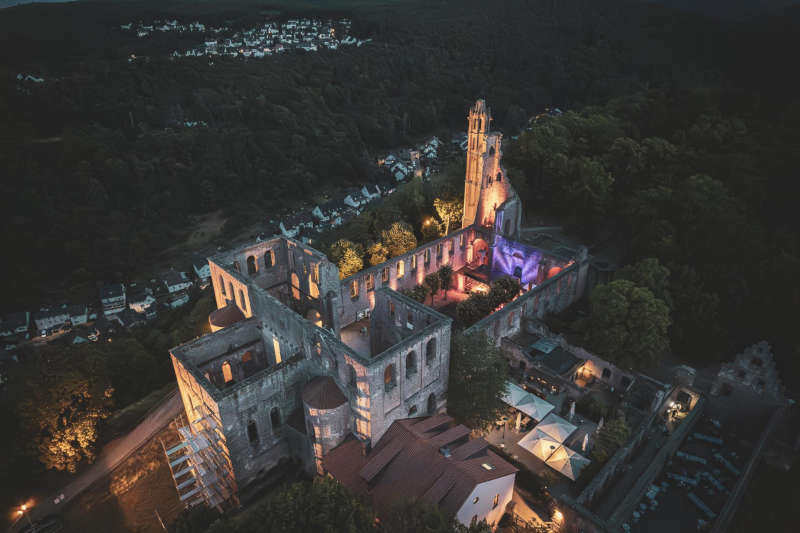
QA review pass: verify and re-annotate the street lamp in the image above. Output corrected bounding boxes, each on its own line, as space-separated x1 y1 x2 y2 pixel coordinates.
18 504 33 527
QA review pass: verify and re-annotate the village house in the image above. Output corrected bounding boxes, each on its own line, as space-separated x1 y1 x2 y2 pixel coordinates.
100 283 126 316
0 312 30 339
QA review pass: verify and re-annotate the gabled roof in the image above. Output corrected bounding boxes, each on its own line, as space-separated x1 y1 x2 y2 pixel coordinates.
324 417 516 518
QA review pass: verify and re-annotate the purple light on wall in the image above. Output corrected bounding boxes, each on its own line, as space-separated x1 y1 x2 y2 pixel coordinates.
491 236 543 287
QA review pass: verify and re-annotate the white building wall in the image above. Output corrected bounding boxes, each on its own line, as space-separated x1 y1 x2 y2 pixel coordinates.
455 473 516 528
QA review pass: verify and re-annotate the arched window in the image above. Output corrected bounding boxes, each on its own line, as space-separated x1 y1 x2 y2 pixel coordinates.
219 275 226 296
347 364 357 389
233 261 241 272
426 338 436 365
496 172 502 182
264 250 274 268
247 255 257 275
308 274 319 299
270 407 281 430
222 361 233 384
247 420 259 446
489 146 495 156
384 364 396 392
397 260 404 279
291 272 300 300
427 393 437 414
239 289 247 313
406 351 417 378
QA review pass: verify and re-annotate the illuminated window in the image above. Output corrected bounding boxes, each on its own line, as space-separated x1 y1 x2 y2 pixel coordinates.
411 254 417 270
382 267 389 284
493 494 499 508
220 275 226 296
366 274 374 291
397 260 404 279
384 364 396 392
239 289 247 313
390 302 395 317
273 337 282 364
312 263 320 283
350 280 359 299
308 274 319 299
424 249 431 265
222 361 233 383
460 233 466 248
291 272 300 300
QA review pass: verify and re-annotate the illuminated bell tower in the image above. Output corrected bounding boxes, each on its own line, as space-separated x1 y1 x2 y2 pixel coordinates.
462 99 490 228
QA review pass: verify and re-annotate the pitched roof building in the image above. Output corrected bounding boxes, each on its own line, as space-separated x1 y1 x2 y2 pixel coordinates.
325 414 517 528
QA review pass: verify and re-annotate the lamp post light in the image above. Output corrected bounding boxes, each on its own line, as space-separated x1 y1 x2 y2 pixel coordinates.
18 504 34 527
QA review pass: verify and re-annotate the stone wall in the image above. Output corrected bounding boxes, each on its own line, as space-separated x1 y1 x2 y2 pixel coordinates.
465 260 585 344
338 226 478 328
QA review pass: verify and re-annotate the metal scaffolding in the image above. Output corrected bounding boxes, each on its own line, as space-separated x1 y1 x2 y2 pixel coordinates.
162 406 238 511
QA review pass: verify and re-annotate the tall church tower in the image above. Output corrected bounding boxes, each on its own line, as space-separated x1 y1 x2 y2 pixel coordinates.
462 100 491 228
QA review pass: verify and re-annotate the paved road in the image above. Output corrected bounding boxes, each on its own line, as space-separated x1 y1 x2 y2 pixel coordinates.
25 389 182 525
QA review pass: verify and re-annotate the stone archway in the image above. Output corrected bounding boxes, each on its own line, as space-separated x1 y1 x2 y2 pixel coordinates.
473 238 489 266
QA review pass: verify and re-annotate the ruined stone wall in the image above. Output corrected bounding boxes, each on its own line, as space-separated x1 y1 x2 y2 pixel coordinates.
339 227 477 328
465 262 583 345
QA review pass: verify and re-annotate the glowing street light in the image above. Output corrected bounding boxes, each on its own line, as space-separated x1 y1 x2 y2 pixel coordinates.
17 504 33 527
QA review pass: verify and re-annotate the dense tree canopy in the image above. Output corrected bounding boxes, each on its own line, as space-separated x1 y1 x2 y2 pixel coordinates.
448 332 509 429
582 280 671 370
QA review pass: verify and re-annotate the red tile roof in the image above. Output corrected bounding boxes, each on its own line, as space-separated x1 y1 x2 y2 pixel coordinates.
324 417 517 517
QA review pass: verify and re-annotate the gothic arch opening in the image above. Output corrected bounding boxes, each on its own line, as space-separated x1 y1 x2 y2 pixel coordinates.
306 308 322 327
384 364 396 392
291 272 300 300
239 289 247 313
427 393 437 414
247 420 259 446
406 351 417 378
247 255 257 275
473 238 489 266
222 361 233 384
264 250 274 268
426 338 436 365
308 274 319 299
347 364 357 389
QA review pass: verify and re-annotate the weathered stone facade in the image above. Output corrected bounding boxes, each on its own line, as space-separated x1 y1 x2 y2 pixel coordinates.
169 99 597 503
